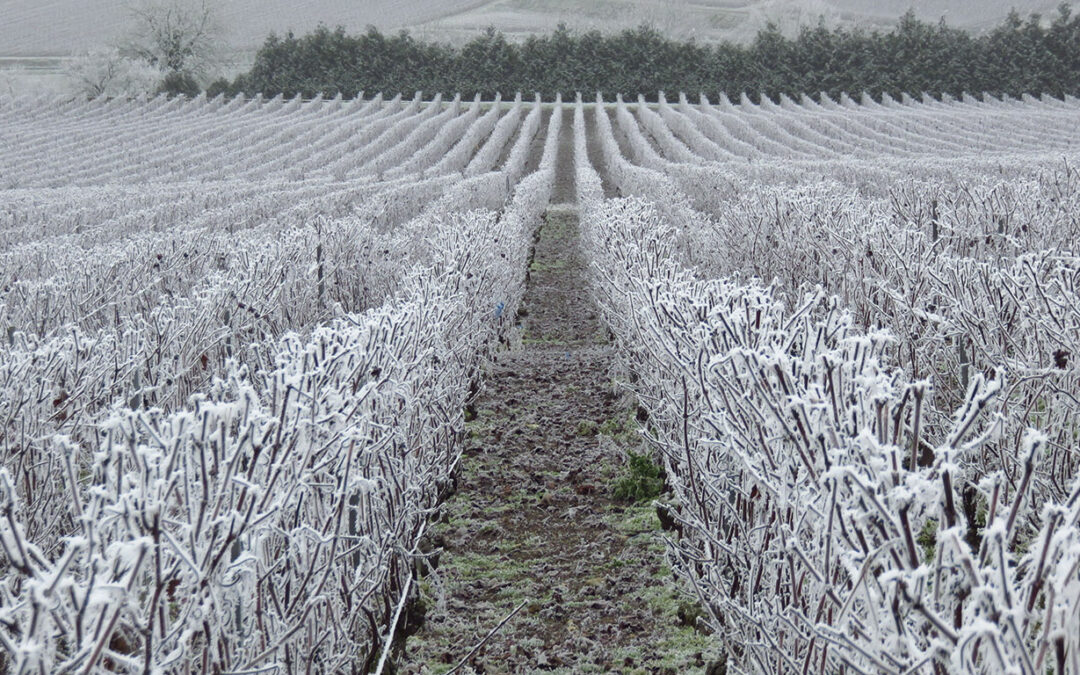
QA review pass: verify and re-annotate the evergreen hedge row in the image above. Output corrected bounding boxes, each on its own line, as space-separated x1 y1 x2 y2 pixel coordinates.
211 5 1080 101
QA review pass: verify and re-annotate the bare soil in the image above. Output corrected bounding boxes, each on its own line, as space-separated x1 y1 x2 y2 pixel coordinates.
604 107 636 170
517 108 553 178
584 108 618 199
399 191 716 673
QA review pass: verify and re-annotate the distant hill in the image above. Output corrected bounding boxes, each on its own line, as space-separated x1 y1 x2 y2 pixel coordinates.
408 0 1068 44
0 0 1067 57
0 0 476 56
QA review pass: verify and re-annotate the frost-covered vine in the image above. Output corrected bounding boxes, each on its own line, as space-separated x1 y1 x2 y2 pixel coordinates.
578 93 1080 674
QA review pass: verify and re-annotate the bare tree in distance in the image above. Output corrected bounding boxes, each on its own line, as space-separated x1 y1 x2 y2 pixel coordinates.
65 50 160 98
122 0 225 80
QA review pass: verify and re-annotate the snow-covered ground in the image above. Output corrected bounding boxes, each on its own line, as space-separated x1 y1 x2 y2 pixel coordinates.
0 58 71 96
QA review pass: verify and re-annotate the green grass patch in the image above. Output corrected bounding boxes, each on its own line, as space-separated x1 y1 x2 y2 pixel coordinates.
577 419 599 436
529 258 568 273
613 451 664 504
917 518 938 564
597 413 640 444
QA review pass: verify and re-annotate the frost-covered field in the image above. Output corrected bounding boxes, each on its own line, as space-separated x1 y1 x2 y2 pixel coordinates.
576 92 1080 672
3 89 1080 673
0 90 559 672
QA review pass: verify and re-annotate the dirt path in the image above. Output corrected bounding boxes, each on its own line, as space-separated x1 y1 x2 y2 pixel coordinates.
512 108 552 177
584 107 618 199
400 131 716 672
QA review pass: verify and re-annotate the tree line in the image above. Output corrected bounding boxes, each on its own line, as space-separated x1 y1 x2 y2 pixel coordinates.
209 5 1080 101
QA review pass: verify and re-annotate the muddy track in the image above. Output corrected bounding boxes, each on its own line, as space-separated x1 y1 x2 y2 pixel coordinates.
520 108 553 177
604 107 636 170
549 108 575 205
400 136 716 672
584 107 618 199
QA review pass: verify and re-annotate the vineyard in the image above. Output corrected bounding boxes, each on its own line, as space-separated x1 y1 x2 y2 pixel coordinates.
576 92 1080 674
0 88 1079 673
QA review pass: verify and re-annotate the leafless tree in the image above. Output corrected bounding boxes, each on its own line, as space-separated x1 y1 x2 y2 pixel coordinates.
64 50 160 98
122 0 224 79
